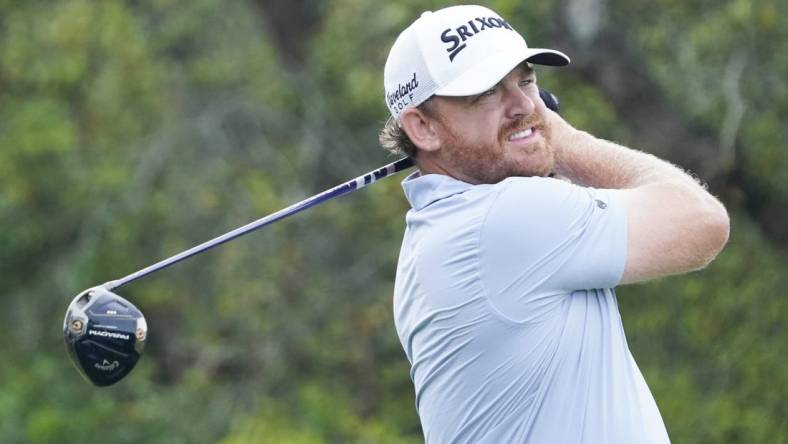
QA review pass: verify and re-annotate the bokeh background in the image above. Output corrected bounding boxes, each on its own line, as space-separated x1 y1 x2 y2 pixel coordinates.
1 0 786 442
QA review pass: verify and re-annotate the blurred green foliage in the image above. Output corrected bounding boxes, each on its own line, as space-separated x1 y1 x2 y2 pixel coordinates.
0 0 785 443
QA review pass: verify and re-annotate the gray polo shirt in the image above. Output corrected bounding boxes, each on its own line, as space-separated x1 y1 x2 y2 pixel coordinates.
393 172 670 443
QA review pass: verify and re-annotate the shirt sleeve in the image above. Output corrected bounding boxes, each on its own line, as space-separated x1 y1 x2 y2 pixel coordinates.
479 177 627 322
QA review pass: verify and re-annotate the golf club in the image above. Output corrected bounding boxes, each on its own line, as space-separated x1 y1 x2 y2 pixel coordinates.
64 89 561 386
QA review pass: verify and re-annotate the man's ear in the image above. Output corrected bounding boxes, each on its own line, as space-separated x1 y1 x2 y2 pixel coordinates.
399 107 442 153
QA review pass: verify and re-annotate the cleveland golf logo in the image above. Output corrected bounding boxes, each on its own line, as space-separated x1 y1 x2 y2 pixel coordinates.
441 16 515 62
387 72 419 112
89 329 130 341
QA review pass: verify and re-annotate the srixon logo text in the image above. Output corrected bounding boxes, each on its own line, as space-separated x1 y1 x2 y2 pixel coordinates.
441 16 515 62
387 72 419 112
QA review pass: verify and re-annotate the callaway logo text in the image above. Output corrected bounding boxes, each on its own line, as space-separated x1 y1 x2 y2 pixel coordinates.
94 359 120 372
441 16 515 62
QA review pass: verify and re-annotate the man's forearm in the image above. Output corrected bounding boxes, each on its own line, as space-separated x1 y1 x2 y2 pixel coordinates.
552 124 701 192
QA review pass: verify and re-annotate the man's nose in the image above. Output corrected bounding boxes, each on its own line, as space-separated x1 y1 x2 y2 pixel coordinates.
504 86 536 119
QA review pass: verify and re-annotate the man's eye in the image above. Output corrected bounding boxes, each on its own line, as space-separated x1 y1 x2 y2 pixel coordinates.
519 79 534 87
481 88 497 96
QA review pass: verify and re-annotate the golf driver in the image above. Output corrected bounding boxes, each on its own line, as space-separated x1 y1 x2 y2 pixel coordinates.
64 286 147 386
64 89 561 386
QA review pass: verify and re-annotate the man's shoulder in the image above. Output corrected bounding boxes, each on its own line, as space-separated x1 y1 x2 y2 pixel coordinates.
483 176 620 233
490 176 582 207
496 175 576 192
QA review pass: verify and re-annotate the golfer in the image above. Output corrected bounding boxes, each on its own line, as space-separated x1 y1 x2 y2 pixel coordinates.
380 5 729 443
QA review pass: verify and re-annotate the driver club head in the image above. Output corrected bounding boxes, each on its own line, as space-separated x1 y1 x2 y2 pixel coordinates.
63 286 147 386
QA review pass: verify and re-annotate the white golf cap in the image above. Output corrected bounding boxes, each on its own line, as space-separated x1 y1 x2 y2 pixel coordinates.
383 5 570 118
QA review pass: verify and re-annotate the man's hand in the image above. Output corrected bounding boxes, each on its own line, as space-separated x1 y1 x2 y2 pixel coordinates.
544 109 591 185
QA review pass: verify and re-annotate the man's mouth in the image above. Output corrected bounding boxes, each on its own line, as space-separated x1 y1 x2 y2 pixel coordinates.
507 127 535 141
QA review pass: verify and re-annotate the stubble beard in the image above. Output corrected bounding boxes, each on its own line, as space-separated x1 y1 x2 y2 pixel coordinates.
441 116 555 184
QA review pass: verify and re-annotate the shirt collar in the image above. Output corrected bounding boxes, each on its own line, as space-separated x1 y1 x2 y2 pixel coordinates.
401 171 474 211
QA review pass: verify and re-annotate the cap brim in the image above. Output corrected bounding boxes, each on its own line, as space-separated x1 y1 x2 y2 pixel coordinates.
434 47 570 97
525 48 571 67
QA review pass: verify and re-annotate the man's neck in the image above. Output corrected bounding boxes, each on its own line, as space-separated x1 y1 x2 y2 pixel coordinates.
415 154 482 185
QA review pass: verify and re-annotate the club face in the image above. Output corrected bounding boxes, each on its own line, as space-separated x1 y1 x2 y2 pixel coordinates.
63 287 147 386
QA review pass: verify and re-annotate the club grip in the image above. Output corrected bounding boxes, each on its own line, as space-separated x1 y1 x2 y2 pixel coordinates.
540 89 560 113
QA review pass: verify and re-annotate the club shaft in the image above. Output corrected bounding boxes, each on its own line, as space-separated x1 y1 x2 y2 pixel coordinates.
100 89 561 291
103 157 415 290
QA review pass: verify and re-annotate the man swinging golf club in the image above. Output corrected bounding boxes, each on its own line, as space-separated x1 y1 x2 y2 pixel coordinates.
381 5 729 443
